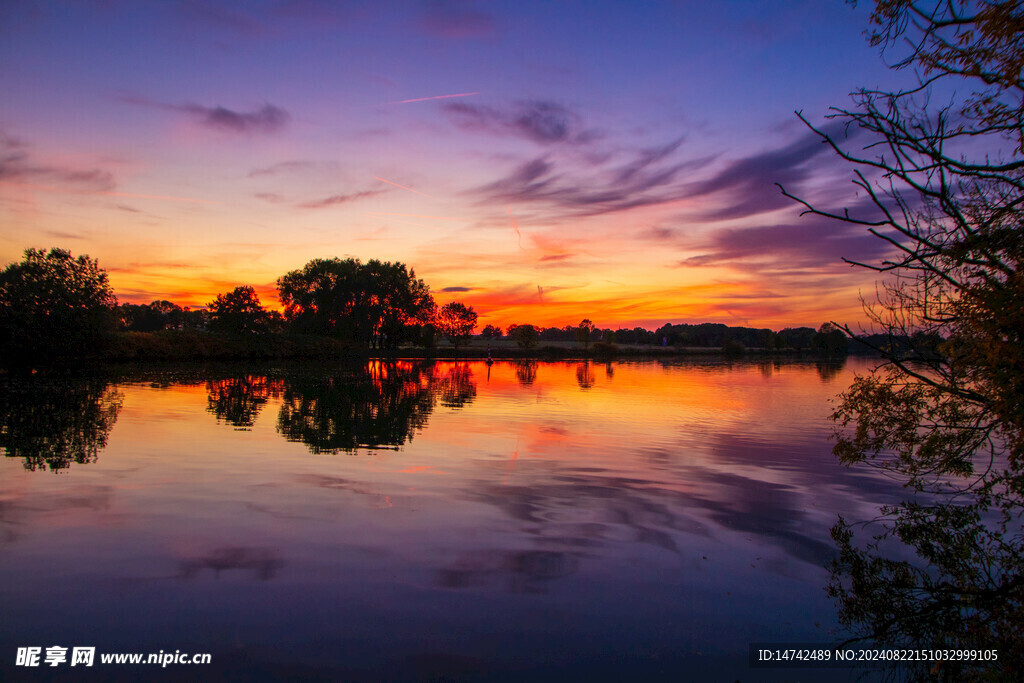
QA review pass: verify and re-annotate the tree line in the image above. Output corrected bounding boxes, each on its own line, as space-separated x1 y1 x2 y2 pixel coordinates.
0 247 850 368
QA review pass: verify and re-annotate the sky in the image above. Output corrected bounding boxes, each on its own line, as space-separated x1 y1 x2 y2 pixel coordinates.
0 0 914 331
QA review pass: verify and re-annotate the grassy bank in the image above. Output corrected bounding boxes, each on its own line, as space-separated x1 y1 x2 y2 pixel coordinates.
100 330 366 362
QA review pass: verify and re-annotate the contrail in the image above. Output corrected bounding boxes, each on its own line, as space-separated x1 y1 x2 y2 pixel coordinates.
373 176 435 199
506 205 523 249
398 91 479 104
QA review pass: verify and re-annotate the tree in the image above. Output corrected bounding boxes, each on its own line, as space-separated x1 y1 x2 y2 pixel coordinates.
785 1 1024 677
576 318 595 348
436 301 477 351
0 247 118 366
480 324 503 339
812 322 848 355
208 286 270 334
277 257 434 347
508 323 539 349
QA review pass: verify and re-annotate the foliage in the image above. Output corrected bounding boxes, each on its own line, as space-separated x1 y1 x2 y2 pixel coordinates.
813 322 848 355
788 1 1024 677
436 301 478 350
208 285 270 334
575 318 596 348
120 300 182 331
277 257 434 347
480 324 503 338
508 323 539 349
0 248 118 366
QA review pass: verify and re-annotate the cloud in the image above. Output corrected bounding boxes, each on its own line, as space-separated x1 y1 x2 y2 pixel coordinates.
682 122 856 221
679 217 888 270
0 131 115 191
248 160 323 177
539 253 572 262
474 150 703 218
184 103 289 134
445 101 589 144
441 286 473 292
419 0 495 38
44 229 86 240
297 190 384 209
119 95 290 135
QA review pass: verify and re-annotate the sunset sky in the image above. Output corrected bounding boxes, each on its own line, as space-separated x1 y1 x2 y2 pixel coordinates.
0 0 912 331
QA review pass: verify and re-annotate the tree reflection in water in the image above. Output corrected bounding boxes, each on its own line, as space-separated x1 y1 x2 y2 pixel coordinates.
276 361 477 454
815 358 845 383
436 362 476 408
514 361 537 386
575 362 595 389
206 376 284 430
0 376 122 472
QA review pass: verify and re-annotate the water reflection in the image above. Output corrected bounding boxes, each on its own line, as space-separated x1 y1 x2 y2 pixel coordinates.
274 360 478 454
575 361 595 389
437 549 580 594
514 360 538 386
815 358 846 382
435 362 476 408
276 362 435 453
178 546 285 581
206 376 284 430
0 358 905 680
0 376 122 472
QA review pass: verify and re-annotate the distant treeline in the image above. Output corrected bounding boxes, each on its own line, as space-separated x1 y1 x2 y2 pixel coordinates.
488 321 849 354
1 247 858 368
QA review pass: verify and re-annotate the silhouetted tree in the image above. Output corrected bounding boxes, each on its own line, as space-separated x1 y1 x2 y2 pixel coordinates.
0 248 118 366
437 301 477 351
812 322 848 355
480 324 502 339
576 318 595 349
208 286 270 334
508 324 539 349
783 1 1024 677
277 257 434 347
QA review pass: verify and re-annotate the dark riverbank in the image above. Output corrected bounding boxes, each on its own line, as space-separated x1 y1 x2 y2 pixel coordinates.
3 330 852 371
94 331 846 363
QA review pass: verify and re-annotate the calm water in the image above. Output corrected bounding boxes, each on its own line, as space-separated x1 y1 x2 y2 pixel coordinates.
0 358 902 680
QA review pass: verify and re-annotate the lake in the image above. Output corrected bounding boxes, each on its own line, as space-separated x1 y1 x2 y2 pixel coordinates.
0 357 902 680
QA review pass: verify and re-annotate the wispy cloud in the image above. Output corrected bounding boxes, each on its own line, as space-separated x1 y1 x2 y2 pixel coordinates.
445 100 591 145
681 123 856 221
248 160 327 177
474 149 704 218
441 286 473 292
0 131 115 191
297 190 384 209
679 217 887 270
119 94 290 135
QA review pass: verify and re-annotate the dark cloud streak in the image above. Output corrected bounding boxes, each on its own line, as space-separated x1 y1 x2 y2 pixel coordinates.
118 95 290 135
0 131 115 191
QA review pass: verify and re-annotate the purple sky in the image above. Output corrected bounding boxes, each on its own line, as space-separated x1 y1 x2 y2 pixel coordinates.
0 0 912 329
